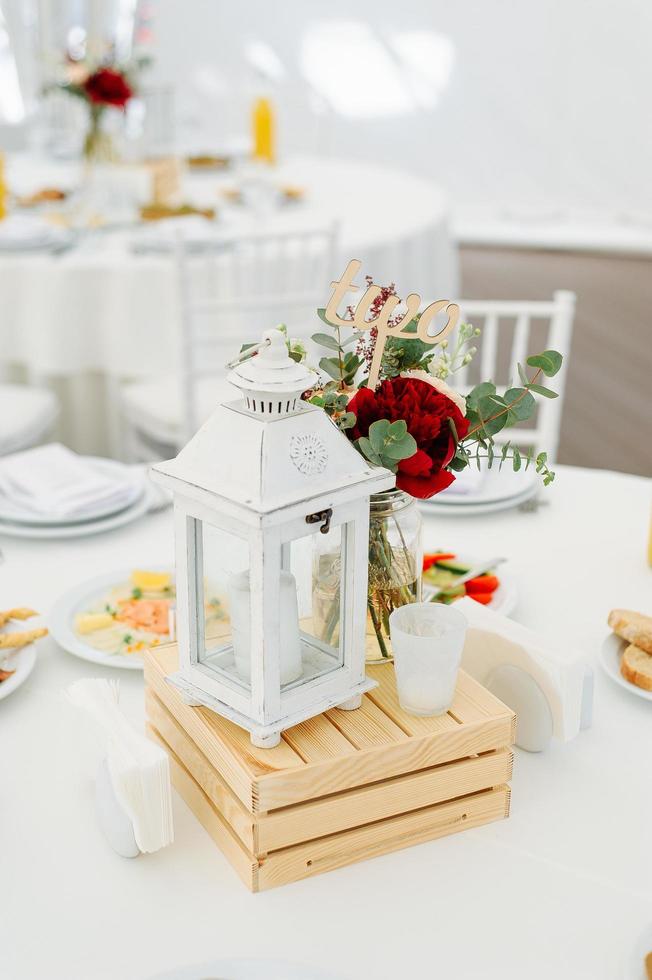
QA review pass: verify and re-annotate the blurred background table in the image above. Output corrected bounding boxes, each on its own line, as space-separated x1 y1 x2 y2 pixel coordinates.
0 153 457 455
2 464 650 980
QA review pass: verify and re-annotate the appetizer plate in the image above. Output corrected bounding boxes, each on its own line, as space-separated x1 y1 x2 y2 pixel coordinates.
422 559 517 617
0 642 37 701
0 457 144 527
598 632 652 703
419 482 539 517
49 569 173 670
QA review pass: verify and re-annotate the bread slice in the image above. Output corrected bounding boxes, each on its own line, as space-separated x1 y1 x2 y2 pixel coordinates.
608 609 652 655
621 643 652 691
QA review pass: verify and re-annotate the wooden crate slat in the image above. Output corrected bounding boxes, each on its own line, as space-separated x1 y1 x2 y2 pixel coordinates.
254 715 513 811
146 691 256 851
149 693 514 854
325 696 408 748
165 741 510 891
257 786 510 891
366 663 461 735
163 741 261 891
144 649 304 811
282 714 358 762
145 646 515 814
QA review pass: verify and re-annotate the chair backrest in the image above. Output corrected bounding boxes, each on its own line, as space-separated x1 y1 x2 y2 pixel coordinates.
175 223 340 443
452 291 576 464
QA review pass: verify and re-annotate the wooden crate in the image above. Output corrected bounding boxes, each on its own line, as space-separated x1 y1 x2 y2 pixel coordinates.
145 646 515 891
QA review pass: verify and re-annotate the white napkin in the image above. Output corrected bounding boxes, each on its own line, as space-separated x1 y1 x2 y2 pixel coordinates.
0 443 144 520
441 465 486 496
67 679 174 854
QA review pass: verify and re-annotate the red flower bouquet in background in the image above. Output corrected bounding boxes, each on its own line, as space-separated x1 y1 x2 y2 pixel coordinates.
56 59 138 163
348 376 470 498
83 68 133 108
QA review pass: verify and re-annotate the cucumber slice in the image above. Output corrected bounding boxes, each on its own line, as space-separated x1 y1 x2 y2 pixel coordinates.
435 558 471 575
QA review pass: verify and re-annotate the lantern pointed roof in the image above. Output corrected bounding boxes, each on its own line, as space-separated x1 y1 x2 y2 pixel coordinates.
151 329 394 519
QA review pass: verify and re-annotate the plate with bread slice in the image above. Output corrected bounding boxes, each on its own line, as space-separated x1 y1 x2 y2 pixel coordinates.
599 609 652 702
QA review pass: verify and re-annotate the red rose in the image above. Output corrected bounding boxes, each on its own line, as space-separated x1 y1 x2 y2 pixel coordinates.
348 376 470 499
83 68 133 108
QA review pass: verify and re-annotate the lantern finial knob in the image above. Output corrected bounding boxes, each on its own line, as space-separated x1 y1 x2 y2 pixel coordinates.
226 328 316 418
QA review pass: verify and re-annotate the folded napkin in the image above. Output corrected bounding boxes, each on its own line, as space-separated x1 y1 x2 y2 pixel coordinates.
0 443 143 520
441 465 486 496
67 679 174 854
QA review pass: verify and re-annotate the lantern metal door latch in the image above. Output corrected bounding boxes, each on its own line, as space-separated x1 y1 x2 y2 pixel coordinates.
306 508 333 534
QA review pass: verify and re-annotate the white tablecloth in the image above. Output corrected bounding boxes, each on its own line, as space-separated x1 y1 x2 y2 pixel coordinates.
0 155 457 454
2 465 651 980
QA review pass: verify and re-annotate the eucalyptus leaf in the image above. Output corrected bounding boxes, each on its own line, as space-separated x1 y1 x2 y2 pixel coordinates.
383 433 417 460
388 419 407 438
319 356 342 381
369 419 390 453
517 362 530 386
526 349 563 377
448 455 468 472
504 388 536 422
466 381 496 410
526 383 558 398
356 437 382 466
312 332 341 351
512 447 521 471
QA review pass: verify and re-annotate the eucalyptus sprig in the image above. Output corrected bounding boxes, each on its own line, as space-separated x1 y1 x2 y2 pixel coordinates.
450 349 562 484
313 310 362 388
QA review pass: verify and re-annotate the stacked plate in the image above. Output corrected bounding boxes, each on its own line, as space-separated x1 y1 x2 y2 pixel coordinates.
0 445 163 539
0 215 73 253
420 464 540 516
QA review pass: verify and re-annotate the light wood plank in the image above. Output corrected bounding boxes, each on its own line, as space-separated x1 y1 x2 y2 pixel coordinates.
325 696 408 748
258 786 510 890
254 714 513 811
367 663 460 735
144 647 304 811
257 749 513 852
282 714 357 762
156 735 259 891
146 691 255 851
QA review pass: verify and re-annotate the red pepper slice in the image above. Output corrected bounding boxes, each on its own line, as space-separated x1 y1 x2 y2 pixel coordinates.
468 591 494 605
465 574 500 595
422 552 456 571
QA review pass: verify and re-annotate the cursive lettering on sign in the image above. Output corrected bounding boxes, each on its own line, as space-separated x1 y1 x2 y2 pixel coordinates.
324 259 459 389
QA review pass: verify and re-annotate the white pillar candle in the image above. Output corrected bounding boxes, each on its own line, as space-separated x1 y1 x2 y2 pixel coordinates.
229 569 303 686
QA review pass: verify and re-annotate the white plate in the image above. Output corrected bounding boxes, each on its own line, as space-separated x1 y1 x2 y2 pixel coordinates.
431 465 539 507
0 642 37 701
422 558 517 616
0 489 150 539
148 959 344 980
419 482 538 517
0 457 144 526
598 632 652 702
49 568 173 670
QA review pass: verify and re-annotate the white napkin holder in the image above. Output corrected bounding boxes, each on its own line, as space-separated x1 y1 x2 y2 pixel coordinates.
455 597 593 752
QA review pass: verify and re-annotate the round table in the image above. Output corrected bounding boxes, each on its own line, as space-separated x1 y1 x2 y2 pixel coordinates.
2 465 650 980
1 154 458 454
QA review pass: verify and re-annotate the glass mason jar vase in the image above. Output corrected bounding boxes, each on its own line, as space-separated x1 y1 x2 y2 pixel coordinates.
312 489 422 664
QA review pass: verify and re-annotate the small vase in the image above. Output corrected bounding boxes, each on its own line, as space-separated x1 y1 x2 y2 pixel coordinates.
83 107 119 166
311 489 422 665
366 490 422 663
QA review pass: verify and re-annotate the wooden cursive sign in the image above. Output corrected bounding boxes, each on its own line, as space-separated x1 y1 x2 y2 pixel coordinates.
324 259 460 389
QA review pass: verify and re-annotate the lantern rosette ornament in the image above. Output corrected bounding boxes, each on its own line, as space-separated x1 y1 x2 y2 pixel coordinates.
298 262 564 661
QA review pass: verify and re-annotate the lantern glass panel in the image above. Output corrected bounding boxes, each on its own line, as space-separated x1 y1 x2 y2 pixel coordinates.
280 522 347 691
195 520 254 691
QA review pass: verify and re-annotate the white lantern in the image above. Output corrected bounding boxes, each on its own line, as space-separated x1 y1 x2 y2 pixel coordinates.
151 329 394 747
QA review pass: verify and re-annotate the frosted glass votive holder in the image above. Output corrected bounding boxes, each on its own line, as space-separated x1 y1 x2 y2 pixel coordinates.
389 603 468 716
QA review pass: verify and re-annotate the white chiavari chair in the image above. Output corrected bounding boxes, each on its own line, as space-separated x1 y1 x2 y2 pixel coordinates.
452 291 576 464
119 223 340 460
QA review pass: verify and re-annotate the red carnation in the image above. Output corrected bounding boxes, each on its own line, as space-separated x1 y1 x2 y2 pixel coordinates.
83 68 133 108
348 376 470 499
